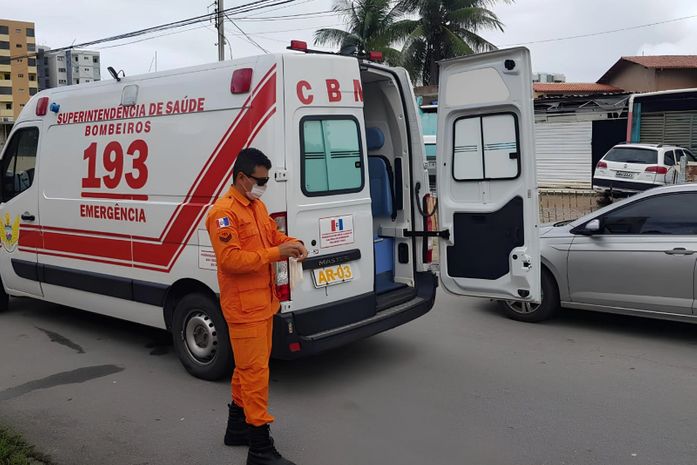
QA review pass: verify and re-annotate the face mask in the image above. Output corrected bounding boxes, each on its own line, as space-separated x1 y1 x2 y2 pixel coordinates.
246 183 267 200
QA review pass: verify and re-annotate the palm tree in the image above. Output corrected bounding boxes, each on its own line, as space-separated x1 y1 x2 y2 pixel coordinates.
314 0 406 65
394 0 512 85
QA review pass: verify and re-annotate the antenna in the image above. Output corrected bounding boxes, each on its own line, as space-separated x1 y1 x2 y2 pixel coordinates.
107 66 125 82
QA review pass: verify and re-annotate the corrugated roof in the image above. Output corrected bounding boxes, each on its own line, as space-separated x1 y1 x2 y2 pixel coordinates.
533 83 624 94
622 55 697 69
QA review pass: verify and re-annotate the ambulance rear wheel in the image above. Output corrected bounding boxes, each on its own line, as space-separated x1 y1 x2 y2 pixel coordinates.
172 293 233 381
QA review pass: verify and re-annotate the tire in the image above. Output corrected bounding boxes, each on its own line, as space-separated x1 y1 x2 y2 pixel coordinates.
500 269 560 323
171 293 233 381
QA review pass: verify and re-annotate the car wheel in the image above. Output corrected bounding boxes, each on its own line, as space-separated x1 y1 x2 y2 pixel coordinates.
500 269 560 323
171 293 233 381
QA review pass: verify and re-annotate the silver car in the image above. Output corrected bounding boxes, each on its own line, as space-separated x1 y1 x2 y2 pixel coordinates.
502 184 697 323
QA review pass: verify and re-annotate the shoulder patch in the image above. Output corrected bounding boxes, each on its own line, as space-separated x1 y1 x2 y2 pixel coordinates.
217 217 231 229
218 230 233 243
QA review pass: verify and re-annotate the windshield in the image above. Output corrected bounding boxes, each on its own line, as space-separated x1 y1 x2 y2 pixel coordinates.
603 147 657 164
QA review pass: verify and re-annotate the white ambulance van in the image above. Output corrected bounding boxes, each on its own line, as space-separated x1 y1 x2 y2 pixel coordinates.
0 43 539 380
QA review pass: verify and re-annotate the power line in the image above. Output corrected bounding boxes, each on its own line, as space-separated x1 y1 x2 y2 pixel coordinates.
502 13 697 46
10 0 295 61
224 13 269 54
234 9 341 21
94 24 210 50
242 0 320 17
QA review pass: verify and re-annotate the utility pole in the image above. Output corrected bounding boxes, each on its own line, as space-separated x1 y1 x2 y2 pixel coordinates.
216 0 225 61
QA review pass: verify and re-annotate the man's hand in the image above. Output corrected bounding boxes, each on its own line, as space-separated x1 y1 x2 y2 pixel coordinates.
279 242 305 260
294 242 308 262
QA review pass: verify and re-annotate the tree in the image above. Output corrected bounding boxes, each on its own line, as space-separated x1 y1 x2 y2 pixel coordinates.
394 0 511 85
314 0 406 65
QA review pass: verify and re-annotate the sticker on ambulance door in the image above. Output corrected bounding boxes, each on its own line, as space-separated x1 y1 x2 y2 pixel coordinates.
319 215 354 248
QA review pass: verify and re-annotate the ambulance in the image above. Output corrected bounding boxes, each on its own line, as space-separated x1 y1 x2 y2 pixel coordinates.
0 43 540 380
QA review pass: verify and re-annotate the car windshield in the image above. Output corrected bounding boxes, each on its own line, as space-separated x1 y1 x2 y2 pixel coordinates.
603 147 657 164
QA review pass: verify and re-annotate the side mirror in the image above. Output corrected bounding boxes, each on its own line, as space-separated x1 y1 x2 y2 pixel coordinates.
572 218 601 236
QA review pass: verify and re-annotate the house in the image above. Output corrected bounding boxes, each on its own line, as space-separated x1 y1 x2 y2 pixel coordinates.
598 56 697 93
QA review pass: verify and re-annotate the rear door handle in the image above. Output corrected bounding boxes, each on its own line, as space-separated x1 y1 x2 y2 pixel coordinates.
21 212 35 222
664 248 695 255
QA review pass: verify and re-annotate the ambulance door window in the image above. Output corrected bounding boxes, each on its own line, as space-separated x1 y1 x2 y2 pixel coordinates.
452 113 520 181
1 127 38 202
300 116 364 196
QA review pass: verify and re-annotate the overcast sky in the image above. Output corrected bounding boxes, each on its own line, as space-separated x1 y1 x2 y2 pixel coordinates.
3 0 697 82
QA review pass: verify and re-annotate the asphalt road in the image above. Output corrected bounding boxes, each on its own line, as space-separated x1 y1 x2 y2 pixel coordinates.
2 291 697 465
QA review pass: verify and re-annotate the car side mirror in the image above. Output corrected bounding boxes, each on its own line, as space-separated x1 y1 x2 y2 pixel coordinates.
572 218 601 236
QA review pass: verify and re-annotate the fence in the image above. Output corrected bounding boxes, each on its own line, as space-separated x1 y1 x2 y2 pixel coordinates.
425 190 605 263
538 190 604 223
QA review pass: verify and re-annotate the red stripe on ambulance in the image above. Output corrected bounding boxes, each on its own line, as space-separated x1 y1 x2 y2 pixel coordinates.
18 66 278 272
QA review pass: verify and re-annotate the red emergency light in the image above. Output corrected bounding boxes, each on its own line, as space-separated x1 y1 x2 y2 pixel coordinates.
36 97 49 116
368 51 383 62
289 40 308 52
231 68 253 94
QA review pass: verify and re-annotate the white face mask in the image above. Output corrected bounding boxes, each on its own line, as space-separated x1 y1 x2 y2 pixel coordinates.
246 183 267 200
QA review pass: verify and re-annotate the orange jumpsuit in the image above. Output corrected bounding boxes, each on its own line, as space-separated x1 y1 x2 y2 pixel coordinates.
206 186 296 426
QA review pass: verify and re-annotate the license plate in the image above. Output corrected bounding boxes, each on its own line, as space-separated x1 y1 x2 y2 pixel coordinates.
615 170 635 179
312 263 354 288
427 161 436 169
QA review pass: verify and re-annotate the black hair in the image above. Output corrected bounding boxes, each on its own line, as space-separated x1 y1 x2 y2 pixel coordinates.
233 148 272 183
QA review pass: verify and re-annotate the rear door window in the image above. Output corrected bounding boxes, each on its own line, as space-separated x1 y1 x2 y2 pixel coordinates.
300 117 364 196
664 151 676 166
603 147 657 164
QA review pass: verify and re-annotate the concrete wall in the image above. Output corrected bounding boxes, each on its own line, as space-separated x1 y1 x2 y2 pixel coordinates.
605 63 657 93
656 69 697 91
606 63 697 93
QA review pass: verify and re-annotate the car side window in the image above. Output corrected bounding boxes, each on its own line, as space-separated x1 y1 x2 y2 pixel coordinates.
684 150 697 162
600 193 697 235
1 127 38 202
664 150 675 166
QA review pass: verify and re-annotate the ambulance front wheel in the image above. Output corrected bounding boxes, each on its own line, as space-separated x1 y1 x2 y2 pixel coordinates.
171 293 233 381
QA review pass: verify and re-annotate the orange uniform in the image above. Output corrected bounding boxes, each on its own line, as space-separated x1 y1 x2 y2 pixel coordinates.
206 186 296 426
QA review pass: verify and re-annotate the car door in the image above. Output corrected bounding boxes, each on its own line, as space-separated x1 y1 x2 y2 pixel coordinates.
568 191 697 315
436 47 540 302
0 122 43 297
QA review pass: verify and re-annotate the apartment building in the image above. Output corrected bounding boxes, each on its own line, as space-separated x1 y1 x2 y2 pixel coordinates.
0 18 38 123
45 49 101 88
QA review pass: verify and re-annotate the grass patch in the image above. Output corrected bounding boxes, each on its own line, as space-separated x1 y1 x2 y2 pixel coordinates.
0 427 52 465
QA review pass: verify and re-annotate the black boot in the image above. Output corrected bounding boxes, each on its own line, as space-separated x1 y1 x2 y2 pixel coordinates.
224 403 249 446
247 424 297 465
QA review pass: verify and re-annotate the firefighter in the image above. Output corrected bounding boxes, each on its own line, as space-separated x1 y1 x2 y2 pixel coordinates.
206 148 307 465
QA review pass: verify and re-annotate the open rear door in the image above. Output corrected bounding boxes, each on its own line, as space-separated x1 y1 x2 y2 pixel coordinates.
436 47 540 302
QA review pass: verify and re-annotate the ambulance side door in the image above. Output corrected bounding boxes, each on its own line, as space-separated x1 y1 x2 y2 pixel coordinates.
0 122 43 297
436 47 540 302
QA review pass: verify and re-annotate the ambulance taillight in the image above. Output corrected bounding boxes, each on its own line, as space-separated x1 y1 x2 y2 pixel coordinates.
271 212 291 302
36 97 49 116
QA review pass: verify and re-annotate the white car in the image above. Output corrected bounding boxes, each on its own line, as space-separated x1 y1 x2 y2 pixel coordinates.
593 143 696 194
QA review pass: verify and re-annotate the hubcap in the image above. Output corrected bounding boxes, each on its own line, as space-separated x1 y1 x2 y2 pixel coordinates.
183 310 218 365
505 290 544 315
